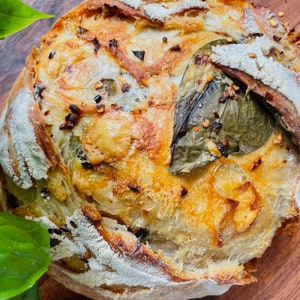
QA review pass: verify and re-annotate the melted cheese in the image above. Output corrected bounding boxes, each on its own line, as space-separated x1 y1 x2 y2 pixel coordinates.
83 111 134 164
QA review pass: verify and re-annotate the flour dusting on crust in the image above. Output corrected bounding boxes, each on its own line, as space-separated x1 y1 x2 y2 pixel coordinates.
61 209 171 287
243 7 262 36
120 0 142 9
210 36 300 112
143 0 209 22
42 210 233 300
0 87 51 188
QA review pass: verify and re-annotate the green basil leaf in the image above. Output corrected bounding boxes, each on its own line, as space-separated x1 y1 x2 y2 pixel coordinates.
0 213 50 300
0 0 54 39
169 40 274 174
10 283 40 300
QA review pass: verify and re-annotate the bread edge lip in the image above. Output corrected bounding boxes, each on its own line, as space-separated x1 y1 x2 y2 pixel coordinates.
47 256 233 300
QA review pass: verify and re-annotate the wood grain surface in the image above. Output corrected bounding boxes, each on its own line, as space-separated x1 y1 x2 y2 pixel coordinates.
0 1 299 300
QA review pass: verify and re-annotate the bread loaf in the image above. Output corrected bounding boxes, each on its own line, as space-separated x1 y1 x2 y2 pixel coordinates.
0 1 300 299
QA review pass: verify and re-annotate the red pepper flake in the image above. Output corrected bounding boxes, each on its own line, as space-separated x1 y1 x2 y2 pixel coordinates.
217 236 223 248
59 104 81 130
96 103 106 114
94 81 103 90
213 110 220 119
81 250 92 262
249 157 262 171
128 183 141 193
170 44 181 51
59 120 74 130
180 187 188 197
248 52 257 59
196 54 210 66
273 35 282 42
162 36 168 43
121 83 131 93
219 84 239 103
69 104 81 115
44 110 50 116
209 121 222 132
69 221 78 228
66 112 78 124
110 103 119 109
227 198 239 211
202 118 210 128
82 205 102 226
132 50 145 61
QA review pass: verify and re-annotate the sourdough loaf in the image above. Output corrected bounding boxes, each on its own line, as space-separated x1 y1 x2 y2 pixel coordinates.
0 1 300 299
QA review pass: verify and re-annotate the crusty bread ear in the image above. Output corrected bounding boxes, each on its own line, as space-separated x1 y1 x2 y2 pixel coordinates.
47 246 233 300
0 1 300 299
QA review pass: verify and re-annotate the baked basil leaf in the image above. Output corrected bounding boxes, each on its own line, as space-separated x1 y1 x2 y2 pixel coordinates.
169 41 274 174
0 0 54 38
0 213 50 299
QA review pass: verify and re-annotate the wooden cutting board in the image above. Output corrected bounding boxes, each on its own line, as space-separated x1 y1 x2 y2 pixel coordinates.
0 1 299 300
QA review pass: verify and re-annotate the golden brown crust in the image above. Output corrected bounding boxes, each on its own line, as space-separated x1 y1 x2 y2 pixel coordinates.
28 101 59 164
